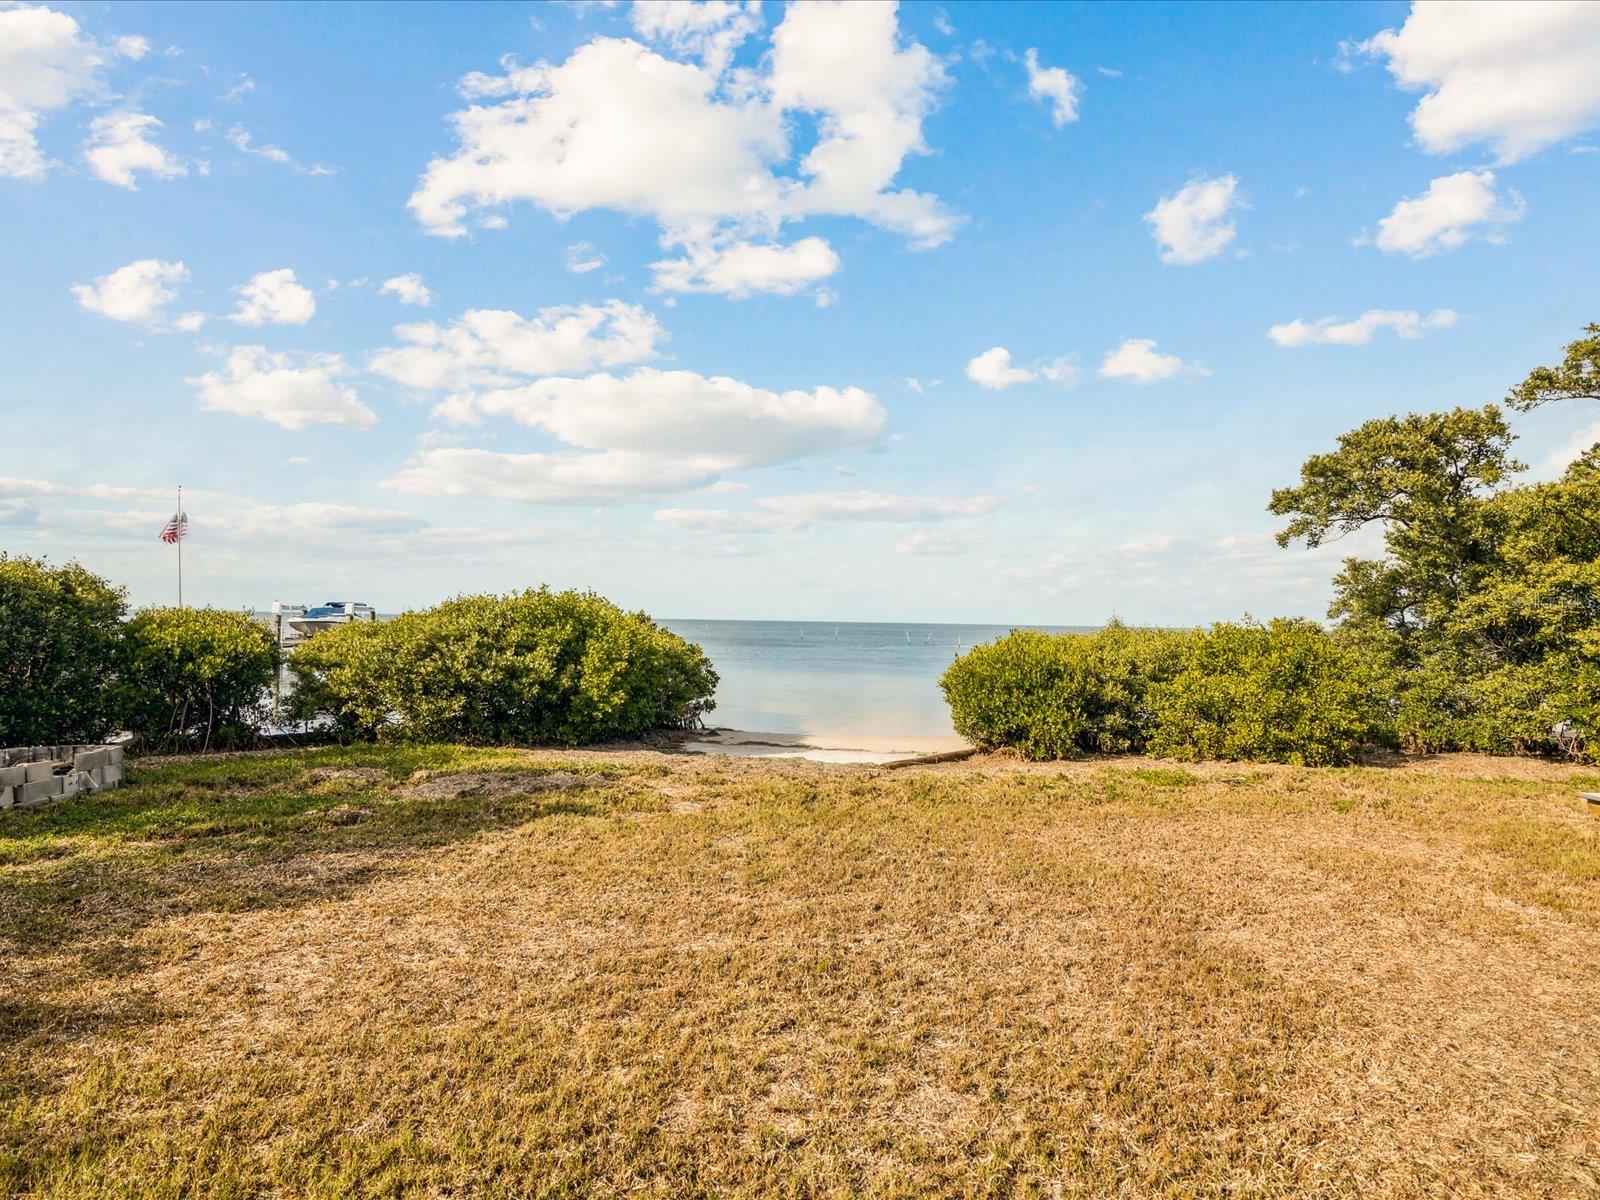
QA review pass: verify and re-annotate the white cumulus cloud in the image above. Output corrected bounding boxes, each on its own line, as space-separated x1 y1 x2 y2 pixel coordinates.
189 346 376 431
966 346 1035 390
83 111 185 189
71 258 190 327
1369 169 1524 258
652 236 840 298
1024 48 1081 126
388 366 886 504
1268 308 1458 348
1099 338 1202 383
379 273 433 307
0 4 139 179
1359 1 1600 163
408 1 956 288
630 0 761 76
229 268 317 326
965 346 1080 390
1145 174 1244 265
369 301 665 390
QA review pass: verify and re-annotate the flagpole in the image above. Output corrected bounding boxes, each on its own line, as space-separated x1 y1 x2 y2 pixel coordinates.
177 484 183 609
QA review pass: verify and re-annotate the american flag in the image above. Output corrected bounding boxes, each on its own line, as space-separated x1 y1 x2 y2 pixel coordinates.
159 511 189 544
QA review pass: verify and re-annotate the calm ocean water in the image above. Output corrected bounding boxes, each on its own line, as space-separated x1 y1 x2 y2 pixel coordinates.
661 620 1088 739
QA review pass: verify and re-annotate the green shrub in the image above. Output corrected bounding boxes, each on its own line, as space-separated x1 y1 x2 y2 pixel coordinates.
288 588 717 745
120 607 279 750
1146 619 1388 766
940 622 1191 759
0 555 126 746
1393 651 1598 758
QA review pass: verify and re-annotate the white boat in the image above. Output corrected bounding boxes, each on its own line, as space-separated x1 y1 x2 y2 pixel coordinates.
283 601 377 636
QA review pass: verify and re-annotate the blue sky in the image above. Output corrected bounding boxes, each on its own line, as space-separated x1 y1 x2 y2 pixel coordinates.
4 0 1598 623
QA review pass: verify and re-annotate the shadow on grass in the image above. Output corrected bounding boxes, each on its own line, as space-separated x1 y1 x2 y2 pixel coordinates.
0 744 629 1041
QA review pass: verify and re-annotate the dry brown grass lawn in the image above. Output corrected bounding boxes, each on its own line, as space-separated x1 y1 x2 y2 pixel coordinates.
2 744 1598 1198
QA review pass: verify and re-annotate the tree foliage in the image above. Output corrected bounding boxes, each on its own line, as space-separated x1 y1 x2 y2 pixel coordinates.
940 623 1189 759
0 555 126 746
946 322 1600 764
1506 322 1600 412
120 607 280 750
1271 323 1600 757
1146 620 1387 766
289 589 716 745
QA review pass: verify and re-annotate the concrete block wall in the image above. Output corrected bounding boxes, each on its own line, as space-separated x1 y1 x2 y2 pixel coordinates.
0 744 125 811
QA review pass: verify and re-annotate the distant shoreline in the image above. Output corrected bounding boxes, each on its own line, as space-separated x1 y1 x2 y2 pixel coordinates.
683 726 969 765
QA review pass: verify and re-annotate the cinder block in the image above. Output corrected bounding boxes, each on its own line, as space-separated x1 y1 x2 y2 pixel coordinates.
0 786 12 809
103 763 124 787
0 765 24 788
107 745 124 767
74 748 110 772
61 771 95 798
24 762 54 783
18 777 62 805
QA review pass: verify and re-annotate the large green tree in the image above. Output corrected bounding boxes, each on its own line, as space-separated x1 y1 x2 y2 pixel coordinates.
1268 405 1518 631
1271 324 1600 755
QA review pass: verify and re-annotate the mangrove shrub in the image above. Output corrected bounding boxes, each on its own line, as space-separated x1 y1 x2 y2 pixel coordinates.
1146 619 1389 766
940 623 1190 758
120 606 280 750
288 588 717 744
0 555 126 746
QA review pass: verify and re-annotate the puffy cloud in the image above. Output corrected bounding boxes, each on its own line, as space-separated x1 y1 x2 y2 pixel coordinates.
379 273 433 307
71 258 190 327
114 35 149 61
389 367 886 504
0 4 128 179
1144 174 1243 265
1268 307 1458 348
189 346 376 431
1098 338 1203 383
368 301 664 390
1359 2 1600 163
629 0 761 76
1369 170 1523 258
409 2 956 267
965 346 1080 390
765 1 955 248
1024 48 1081 126
656 489 1000 532
432 368 884 464
229 268 317 325
83 111 185 188
966 346 1034 390
651 236 840 297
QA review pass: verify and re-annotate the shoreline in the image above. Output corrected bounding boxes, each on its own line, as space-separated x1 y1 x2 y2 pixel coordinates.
682 726 970 764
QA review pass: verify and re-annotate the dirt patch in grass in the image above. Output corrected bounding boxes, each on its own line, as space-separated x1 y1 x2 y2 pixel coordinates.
2 746 1597 1197
401 768 602 802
